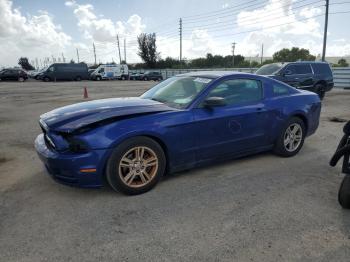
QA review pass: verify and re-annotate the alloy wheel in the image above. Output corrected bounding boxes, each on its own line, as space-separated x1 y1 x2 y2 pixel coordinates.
118 146 159 188
284 123 303 152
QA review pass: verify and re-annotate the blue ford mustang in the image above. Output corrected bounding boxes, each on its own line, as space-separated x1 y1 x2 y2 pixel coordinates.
35 71 321 195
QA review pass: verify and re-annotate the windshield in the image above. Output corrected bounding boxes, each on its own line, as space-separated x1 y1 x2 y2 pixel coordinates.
256 63 283 75
141 76 212 109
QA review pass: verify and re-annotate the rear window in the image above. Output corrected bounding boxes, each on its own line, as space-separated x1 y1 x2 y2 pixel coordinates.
272 83 290 96
311 63 332 76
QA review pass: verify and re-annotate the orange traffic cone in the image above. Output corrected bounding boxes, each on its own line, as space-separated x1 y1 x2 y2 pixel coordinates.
83 87 88 99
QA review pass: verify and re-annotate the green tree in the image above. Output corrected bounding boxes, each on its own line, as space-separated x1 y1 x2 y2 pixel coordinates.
272 47 316 62
337 58 349 67
18 57 35 70
137 33 159 68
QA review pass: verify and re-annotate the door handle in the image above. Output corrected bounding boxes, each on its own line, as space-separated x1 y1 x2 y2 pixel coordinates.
256 107 266 113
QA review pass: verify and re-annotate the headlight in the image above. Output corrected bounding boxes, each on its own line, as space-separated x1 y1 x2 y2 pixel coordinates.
45 134 56 149
65 136 89 153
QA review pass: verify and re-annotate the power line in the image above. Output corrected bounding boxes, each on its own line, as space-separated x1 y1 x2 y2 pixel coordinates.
183 0 324 33
183 0 321 29
182 0 262 20
182 10 350 41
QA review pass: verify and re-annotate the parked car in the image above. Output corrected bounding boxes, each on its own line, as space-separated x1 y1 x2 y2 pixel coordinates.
0 68 28 82
330 121 350 208
88 69 95 77
32 67 48 80
140 71 163 81
130 72 144 80
255 61 334 99
40 63 89 82
90 64 129 81
35 71 321 195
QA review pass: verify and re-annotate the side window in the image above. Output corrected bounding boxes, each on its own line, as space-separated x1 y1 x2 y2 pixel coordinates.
295 64 312 74
311 63 332 76
285 65 297 75
207 79 263 105
273 83 290 96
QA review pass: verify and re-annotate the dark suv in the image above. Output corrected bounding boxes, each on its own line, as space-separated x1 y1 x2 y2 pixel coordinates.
0 68 28 82
140 71 163 81
256 61 333 99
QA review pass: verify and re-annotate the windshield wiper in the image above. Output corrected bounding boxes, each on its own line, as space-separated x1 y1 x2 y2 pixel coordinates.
150 98 167 103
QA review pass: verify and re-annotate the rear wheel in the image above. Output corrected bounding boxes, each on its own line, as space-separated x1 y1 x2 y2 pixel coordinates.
43 76 50 82
18 76 25 82
121 76 126 80
315 83 325 100
75 76 82 81
106 136 166 195
144 77 148 81
273 117 306 157
339 175 350 209
96 76 101 81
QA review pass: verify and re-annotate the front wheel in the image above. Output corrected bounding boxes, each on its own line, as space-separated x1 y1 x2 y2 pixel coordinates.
18 77 25 82
106 136 166 195
338 175 350 209
43 76 50 82
273 117 306 157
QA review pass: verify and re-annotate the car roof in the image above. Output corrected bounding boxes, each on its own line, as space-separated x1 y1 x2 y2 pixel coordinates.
177 71 252 79
284 61 330 64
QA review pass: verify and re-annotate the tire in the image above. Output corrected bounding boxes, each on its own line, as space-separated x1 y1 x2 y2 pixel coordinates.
106 136 166 195
121 76 126 80
273 117 306 157
75 76 82 81
18 77 25 82
158 77 162 81
144 77 148 81
315 83 325 100
43 76 50 82
96 76 101 81
338 175 350 209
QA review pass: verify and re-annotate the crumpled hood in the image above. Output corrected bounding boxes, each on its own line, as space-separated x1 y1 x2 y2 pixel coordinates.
40 97 175 133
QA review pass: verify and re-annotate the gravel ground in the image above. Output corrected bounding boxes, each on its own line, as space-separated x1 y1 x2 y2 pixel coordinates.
0 80 350 262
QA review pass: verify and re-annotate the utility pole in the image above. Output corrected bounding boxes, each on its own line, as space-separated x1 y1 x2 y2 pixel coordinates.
116 34 122 64
232 42 236 67
322 0 329 61
179 18 182 62
93 42 97 65
124 38 127 64
261 43 264 64
76 48 80 63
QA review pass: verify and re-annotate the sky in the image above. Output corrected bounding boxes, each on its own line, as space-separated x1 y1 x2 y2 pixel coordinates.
0 0 350 67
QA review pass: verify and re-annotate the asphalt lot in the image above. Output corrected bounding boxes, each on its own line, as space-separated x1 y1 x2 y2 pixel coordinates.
0 80 350 262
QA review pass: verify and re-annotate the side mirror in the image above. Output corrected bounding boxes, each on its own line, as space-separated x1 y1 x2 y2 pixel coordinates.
283 70 292 76
203 97 226 107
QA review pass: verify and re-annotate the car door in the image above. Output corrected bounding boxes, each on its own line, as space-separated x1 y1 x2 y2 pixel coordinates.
282 64 313 88
192 78 270 161
0 70 10 80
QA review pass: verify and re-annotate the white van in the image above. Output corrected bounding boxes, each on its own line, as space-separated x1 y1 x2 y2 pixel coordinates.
90 64 129 80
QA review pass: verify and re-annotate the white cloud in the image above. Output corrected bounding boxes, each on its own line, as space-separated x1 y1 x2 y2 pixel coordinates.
66 1 146 63
0 0 72 67
233 0 342 57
